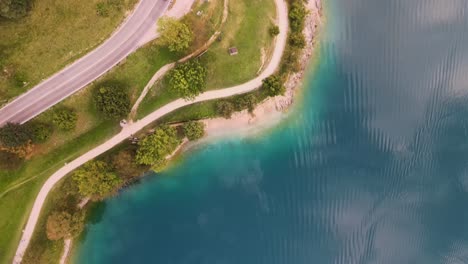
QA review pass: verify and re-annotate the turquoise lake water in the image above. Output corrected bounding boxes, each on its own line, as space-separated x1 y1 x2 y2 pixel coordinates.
76 0 468 263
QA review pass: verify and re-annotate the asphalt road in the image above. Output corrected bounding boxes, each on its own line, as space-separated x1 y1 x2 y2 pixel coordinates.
0 0 170 126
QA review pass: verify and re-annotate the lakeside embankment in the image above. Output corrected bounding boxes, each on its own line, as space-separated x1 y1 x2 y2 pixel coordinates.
182 0 322 145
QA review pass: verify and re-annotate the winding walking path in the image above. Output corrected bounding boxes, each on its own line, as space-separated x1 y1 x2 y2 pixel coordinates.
12 0 288 262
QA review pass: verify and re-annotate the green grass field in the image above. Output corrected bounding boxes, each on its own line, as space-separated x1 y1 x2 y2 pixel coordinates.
0 0 138 104
136 0 276 118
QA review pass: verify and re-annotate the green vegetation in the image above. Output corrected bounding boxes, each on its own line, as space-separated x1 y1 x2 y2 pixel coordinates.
234 94 258 113
269 25 280 36
262 75 285 96
169 60 207 100
29 122 53 143
0 0 31 19
46 210 85 241
0 150 23 170
216 101 235 119
157 17 194 52
72 160 123 200
288 1 308 32
0 0 137 102
111 149 144 179
52 108 77 131
0 122 31 147
93 81 131 119
136 126 181 172
183 121 205 140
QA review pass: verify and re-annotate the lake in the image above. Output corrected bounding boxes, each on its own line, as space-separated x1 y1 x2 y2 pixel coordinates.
75 0 468 263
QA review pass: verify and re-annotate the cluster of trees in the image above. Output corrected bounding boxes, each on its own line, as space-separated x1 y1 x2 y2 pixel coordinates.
93 81 130 120
0 106 81 170
136 126 180 172
216 93 259 119
262 75 285 96
169 60 207 100
0 0 31 19
282 0 308 73
46 211 85 241
158 17 194 52
183 121 205 141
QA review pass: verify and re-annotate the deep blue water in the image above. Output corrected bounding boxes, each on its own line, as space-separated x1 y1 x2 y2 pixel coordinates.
76 0 468 263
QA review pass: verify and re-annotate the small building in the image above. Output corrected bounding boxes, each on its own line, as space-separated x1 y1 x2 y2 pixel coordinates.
228 47 238 56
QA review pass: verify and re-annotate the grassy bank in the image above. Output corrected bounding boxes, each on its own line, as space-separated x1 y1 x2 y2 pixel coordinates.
0 0 138 103
136 0 276 118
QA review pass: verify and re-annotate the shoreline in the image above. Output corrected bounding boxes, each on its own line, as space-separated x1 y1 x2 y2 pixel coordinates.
180 0 323 147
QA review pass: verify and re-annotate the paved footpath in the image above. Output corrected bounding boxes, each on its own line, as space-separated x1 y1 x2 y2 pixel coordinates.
12 0 288 262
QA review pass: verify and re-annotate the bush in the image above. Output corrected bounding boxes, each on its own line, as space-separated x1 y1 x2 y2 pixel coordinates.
52 108 77 131
29 122 53 143
269 25 280 36
169 60 207 100
136 126 180 171
289 32 306 48
96 2 109 16
46 211 85 241
0 150 23 170
235 94 258 113
0 0 32 19
112 150 144 179
158 17 193 52
93 81 130 119
0 122 31 147
72 160 123 200
289 1 307 32
216 101 235 119
183 121 205 141
262 75 285 96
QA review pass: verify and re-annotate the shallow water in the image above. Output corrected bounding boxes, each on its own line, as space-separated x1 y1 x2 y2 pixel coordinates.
76 0 468 263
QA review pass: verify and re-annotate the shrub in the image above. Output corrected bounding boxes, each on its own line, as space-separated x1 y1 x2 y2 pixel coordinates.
169 60 207 100
112 150 144 179
216 101 235 119
289 1 307 32
235 94 258 113
72 160 123 200
136 126 180 171
0 0 32 19
183 121 205 141
29 122 53 143
93 81 130 119
262 75 285 96
158 17 194 52
46 211 85 241
0 122 31 147
52 108 77 131
96 2 109 16
269 25 280 36
289 32 306 48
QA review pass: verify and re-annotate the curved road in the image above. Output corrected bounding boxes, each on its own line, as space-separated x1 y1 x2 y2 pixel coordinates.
12 0 288 262
0 0 170 126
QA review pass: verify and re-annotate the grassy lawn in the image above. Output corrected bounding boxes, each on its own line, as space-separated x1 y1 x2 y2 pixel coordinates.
0 0 138 104
136 0 276 119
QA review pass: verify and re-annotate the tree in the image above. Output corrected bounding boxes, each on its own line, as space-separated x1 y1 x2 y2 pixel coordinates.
46 211 85 241
72 160 123 200
93 81 130 119
28 122 53 143
52 108 77 131
136 126 180 171
262 75 285 96
0 0 31 19
289 1 307 32
235 94 258 113
289 32 306 48
269 25 280 36
0 122 31 147
112 150 143 179
216 101 235 119
183 121 205 141
169 60 207 100
157 17 193 52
